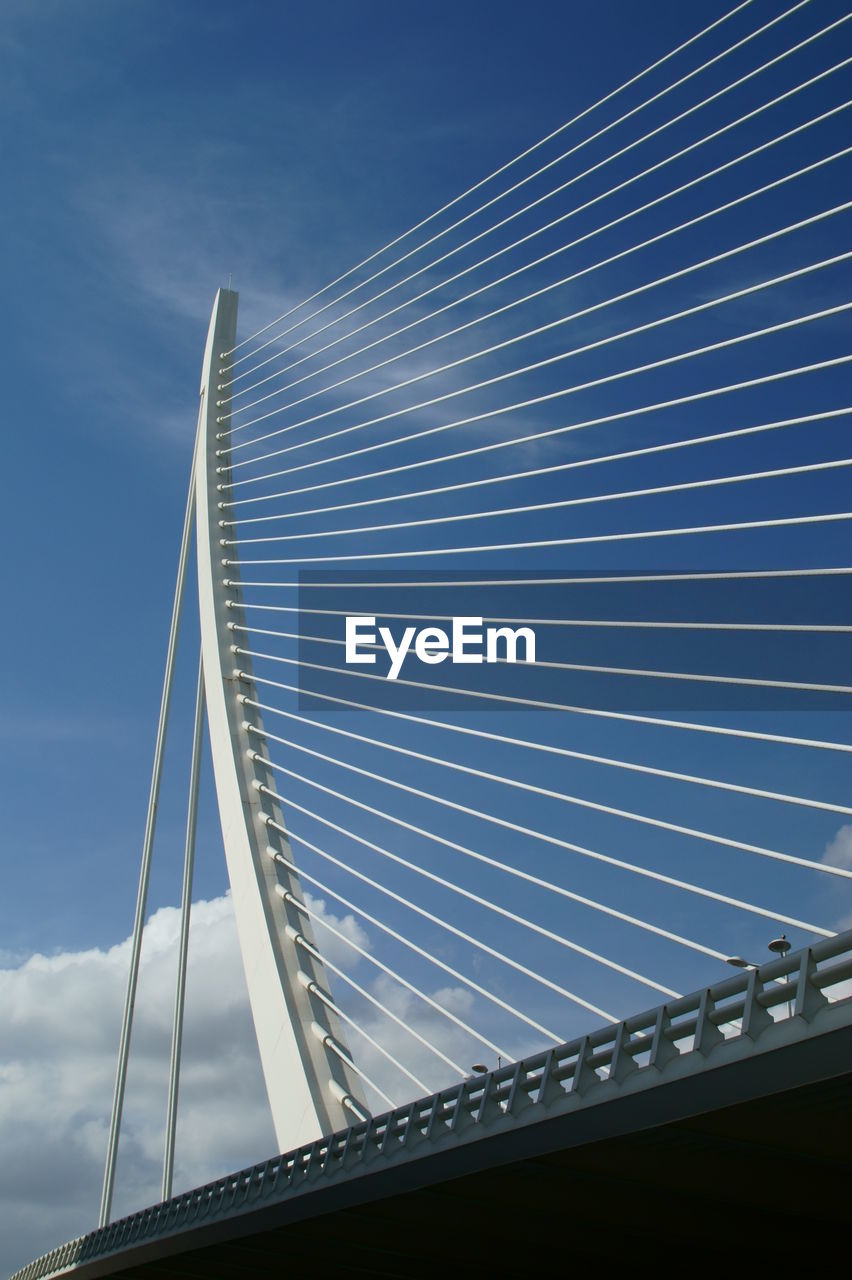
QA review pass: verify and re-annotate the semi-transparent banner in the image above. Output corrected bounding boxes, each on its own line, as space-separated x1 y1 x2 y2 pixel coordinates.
294 569 851 712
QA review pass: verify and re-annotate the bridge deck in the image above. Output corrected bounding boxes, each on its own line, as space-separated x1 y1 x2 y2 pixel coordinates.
15 933 852 1279
91 1050 852 1274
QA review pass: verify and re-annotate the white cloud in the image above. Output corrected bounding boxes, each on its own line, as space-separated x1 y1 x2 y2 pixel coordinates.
302 890 372 963
823 824 852 871
351 973 487 1099
0 894 273 1277
0 890 484 1278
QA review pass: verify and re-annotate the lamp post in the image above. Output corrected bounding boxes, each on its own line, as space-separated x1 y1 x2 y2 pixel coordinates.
469 1057 502 1077
726 934 793 1018
768 935 793 1018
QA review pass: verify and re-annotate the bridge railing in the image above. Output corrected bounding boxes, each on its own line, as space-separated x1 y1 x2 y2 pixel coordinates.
13 928 852 1280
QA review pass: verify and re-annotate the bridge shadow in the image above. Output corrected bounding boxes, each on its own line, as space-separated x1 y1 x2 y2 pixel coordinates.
30 1022 852 1277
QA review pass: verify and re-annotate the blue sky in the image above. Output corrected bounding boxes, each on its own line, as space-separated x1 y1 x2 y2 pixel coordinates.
2 0 750 962
2 0 852 1271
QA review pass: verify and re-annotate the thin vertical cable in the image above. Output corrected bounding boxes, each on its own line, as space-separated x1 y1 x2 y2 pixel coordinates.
99 411 201 1228
162 652 205 1202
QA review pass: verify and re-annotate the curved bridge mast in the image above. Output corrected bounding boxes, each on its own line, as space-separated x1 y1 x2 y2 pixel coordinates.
195 288 366 1149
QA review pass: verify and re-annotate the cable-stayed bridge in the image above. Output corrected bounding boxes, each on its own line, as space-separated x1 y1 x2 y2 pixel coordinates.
14 1 852 1272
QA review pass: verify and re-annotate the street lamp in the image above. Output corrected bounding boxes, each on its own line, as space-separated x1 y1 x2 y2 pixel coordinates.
469 1057 503 1077
769 935 793 1017
725 934 793 1017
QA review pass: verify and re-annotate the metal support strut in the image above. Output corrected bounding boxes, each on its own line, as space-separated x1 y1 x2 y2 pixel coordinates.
99 417 201 1227
162 650 205 1201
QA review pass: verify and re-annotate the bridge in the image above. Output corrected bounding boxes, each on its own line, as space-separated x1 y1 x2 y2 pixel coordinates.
14 930 852 1275
13 1 852 1273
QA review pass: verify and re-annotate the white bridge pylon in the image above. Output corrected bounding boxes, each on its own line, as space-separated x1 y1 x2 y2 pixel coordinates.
98 288 364 1229
196 289 367 1144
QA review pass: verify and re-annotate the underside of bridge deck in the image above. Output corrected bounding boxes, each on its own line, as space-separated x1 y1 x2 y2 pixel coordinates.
56 1026 852 1277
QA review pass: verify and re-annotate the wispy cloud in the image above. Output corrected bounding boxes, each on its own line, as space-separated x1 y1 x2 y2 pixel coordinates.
823 823 852 871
